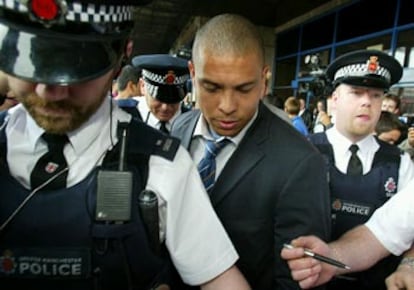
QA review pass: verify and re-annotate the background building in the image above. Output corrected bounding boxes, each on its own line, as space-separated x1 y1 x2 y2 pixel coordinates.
132 0 414 113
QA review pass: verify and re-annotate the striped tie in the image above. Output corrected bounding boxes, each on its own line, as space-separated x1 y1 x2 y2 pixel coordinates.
197 139 229 193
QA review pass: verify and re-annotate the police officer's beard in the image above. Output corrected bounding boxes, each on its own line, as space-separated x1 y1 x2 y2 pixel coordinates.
20 92 106 134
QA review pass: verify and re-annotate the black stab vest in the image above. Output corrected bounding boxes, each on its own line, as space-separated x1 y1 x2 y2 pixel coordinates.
0 114 180 290
310 132 402 290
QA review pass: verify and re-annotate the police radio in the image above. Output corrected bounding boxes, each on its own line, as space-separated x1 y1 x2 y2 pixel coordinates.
139 189 160 255
95 123 133 222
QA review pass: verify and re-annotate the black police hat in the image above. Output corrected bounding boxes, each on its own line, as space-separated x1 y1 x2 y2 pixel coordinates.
0 0 151 85
132 54 190 104
326 49 403 90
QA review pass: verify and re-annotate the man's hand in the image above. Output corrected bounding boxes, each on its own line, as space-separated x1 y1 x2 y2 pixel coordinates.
280 236 337 289
407 127 414 148
386 258 414 290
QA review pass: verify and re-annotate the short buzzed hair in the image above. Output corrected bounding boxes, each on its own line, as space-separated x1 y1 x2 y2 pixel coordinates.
117 65 141 91
192 14 265 66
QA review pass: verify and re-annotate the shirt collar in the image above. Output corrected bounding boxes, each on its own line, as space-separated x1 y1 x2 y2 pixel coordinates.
25 97 130 155
194 109 259 146
327 126 377 156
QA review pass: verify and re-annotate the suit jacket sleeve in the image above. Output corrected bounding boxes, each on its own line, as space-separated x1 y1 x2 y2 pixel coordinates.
274 149 331 289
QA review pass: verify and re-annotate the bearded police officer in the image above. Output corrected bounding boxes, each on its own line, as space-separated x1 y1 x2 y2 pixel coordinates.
307 49 414 290
0 1 250 289
132 54 191 135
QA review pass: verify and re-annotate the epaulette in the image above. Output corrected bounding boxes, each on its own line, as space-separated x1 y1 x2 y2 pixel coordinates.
125 119 180 162
152 134 180 161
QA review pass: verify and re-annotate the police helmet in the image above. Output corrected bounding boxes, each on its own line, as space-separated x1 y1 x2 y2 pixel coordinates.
326 49 403 90
0 0 151 85
132 54 190 104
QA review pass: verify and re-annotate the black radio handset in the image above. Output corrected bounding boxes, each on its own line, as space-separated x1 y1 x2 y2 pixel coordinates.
139 189 160 255
95 122 133 222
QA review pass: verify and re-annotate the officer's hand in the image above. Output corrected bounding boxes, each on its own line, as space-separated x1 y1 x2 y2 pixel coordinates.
407 127 414 148
318 111 332 127
386 263 414 290
280 236 336 289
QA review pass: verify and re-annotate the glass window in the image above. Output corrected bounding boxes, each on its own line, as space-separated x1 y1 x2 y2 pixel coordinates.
396 29 414 67
399 0 414 26
335 34 392 57
337 0 396 41
299 49 330 78
302 15 335 50
277 28 300 57
274 57 297 87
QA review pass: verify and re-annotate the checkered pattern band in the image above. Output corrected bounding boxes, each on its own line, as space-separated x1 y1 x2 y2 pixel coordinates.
0 0 134 23
334 63 391 82
144 82 159 100
142 69 190 86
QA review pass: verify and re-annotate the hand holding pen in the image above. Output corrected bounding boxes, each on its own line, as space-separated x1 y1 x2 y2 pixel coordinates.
281 236 351 289
283 243 350 270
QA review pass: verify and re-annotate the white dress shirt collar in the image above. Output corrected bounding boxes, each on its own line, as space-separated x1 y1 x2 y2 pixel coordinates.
194 109 259 146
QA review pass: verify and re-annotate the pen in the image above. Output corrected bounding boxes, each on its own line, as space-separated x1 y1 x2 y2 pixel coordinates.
283 243 351 270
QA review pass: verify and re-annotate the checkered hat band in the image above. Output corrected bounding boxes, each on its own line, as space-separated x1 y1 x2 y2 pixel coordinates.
144 82 159 100
0 0 133 23
334 63 391 82
142 69 190 85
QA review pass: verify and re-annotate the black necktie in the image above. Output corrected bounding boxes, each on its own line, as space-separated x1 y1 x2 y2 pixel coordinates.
30 133 69 190
159 121 169 135
197 139 230 193
347 144 363 175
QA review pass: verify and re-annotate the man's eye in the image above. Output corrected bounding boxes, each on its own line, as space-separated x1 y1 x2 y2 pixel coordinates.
204 84 218 92
239 88 252 94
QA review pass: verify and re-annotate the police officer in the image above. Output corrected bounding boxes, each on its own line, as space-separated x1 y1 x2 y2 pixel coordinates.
132 54 190 134
308 49 414 290
0 1 250 289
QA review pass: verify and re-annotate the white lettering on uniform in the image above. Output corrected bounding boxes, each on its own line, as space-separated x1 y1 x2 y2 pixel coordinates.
19 262 82 276
341 203 370 216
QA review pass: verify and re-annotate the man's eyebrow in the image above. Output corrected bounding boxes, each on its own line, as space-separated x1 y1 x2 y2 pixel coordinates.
200 78 256 89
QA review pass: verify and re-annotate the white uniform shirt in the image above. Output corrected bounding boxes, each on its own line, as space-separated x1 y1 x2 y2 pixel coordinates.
365 178 414 255
326 126 414 190
137 97 181 132
5 98 238 285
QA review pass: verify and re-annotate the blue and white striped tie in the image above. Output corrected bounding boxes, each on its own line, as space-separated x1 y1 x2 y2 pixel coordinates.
197 139 229 193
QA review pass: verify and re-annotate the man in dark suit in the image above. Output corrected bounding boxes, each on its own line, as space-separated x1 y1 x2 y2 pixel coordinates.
171 13 331 289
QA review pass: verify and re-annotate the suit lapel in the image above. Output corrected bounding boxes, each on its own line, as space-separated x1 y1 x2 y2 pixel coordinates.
173 110 200 149
210 103 269 206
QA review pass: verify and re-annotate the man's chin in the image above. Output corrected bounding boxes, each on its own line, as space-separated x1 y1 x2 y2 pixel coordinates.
35 119 72 134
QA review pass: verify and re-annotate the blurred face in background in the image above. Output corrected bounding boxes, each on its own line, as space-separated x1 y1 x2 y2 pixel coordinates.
140 79 180 122
381 98 399 114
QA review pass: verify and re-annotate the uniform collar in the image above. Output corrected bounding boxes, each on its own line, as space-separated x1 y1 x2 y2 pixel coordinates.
327 126 378 156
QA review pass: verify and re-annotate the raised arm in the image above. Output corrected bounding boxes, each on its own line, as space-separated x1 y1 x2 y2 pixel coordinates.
281 225 390 289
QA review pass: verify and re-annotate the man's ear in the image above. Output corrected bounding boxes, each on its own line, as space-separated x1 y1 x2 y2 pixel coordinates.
113 40 134 79
188 60 195 79
125 40 134 58
139 78 146 93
